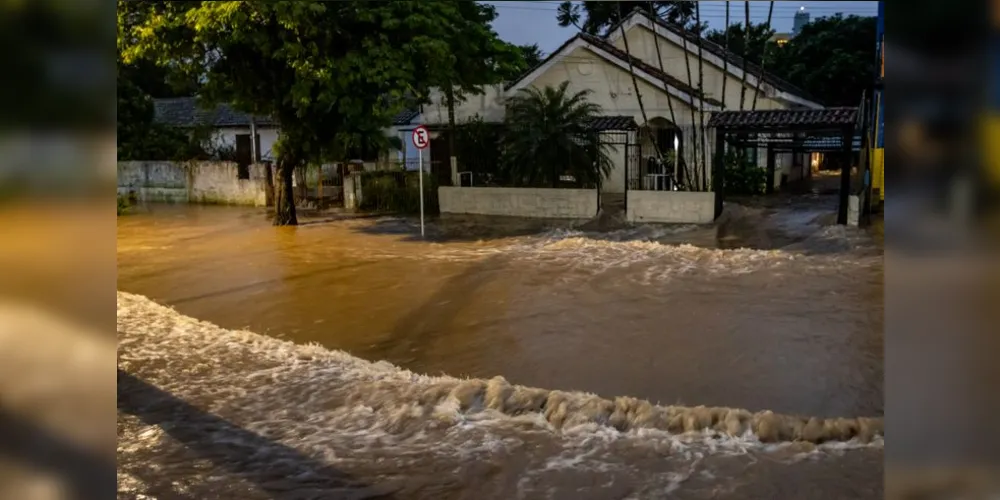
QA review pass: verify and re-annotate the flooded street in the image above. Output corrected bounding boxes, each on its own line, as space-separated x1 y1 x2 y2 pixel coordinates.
117 199 883 498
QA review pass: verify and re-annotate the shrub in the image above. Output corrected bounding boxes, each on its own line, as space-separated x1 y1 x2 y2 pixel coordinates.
723 149 768 196
117 194 130 215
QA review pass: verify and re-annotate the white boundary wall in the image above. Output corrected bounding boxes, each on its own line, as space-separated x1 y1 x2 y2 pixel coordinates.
438 186 598 219
626 191 716 224
117 161 269 206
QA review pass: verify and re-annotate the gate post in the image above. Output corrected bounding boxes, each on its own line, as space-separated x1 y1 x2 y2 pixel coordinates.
713 128 726 219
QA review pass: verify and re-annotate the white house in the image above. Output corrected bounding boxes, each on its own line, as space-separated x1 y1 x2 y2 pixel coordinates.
398 9 822 193
152 97 280 165
154 97 409 171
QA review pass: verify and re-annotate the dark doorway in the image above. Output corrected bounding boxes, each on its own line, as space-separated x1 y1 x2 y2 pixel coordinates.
234 134 256 179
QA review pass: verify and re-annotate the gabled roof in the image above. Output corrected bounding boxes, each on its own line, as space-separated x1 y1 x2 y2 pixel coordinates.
613 9 821 106
708 107 857 130
505 33 723 109
152 97 275 128
391 109 420 126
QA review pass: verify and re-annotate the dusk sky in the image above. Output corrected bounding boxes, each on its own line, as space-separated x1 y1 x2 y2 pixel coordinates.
487 1 879 53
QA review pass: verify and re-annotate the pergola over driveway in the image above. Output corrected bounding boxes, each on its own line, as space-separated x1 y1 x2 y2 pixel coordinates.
708 107 860 224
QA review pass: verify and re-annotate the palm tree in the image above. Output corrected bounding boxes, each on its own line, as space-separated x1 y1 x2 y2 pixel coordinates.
502 82 613 188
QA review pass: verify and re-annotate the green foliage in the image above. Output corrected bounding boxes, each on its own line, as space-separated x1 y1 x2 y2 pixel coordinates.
723 149 767 196
119 0 516 224
501 82 613 188
704 22 779 68
116 68 206 161
705 15 877 107
117 195 128 216
771 15 877 106
358 171 439 214
117 192 137 216
516 44 545 70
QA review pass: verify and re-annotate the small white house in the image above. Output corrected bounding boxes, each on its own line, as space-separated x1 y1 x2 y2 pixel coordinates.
398 9 823 193
153 97 280 165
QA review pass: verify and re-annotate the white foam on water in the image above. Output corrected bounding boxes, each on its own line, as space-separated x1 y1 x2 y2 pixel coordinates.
118 292 881 458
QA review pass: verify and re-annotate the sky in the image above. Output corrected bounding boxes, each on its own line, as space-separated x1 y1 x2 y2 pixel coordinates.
487 1 880 54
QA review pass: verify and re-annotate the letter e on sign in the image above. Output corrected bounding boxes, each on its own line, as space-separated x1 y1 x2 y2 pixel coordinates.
411 125 430 150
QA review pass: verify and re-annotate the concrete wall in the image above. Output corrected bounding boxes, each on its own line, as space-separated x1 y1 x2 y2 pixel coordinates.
626 190 717 224
117 161 270 206
438 186 598 219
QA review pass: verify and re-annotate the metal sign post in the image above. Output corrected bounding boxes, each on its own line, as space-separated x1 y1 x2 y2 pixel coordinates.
411 125 430 238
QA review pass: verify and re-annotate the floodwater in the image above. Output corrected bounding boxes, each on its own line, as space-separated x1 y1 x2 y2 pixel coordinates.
116 196 884 499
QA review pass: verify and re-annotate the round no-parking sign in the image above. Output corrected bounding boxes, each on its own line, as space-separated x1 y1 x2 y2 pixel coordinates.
411 125 430 150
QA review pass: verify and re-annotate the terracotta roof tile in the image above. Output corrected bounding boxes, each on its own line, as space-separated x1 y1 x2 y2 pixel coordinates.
586 115 638 131
707 107 858 130
153 97 275 128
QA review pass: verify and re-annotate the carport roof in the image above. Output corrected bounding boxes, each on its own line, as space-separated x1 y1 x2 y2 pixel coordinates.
587 115 638 131
708 107 858 131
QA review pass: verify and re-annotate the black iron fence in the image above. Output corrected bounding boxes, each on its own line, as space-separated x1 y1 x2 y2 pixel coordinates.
351 170 438 214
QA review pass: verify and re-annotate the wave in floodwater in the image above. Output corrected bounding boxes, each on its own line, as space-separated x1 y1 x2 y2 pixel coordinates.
117 291 883 453
357 223 876 286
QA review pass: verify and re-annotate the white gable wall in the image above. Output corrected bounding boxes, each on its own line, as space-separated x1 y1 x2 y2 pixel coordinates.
613 24 787 114
526 44 713 193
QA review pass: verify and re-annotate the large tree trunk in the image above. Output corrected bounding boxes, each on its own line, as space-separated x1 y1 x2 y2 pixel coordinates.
273 156 298 226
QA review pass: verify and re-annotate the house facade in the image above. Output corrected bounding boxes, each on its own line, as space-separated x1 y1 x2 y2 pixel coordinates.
399 9 822 194
153 97 280 166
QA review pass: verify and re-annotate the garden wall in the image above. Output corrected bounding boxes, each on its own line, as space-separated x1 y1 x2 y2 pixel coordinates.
438 186 598 219
117 161 270 206
626 191 717 224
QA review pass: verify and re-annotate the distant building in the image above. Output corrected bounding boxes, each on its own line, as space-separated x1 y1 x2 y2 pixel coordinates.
771 33 793 47
792 6 810 35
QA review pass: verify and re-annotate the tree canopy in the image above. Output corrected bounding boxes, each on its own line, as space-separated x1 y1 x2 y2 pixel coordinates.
772 14 877 107
118 0 519 225
705 14 877 107
516 44 546 70
704 22 777 68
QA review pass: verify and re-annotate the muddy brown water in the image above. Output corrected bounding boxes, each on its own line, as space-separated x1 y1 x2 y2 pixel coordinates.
116 200 883 499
